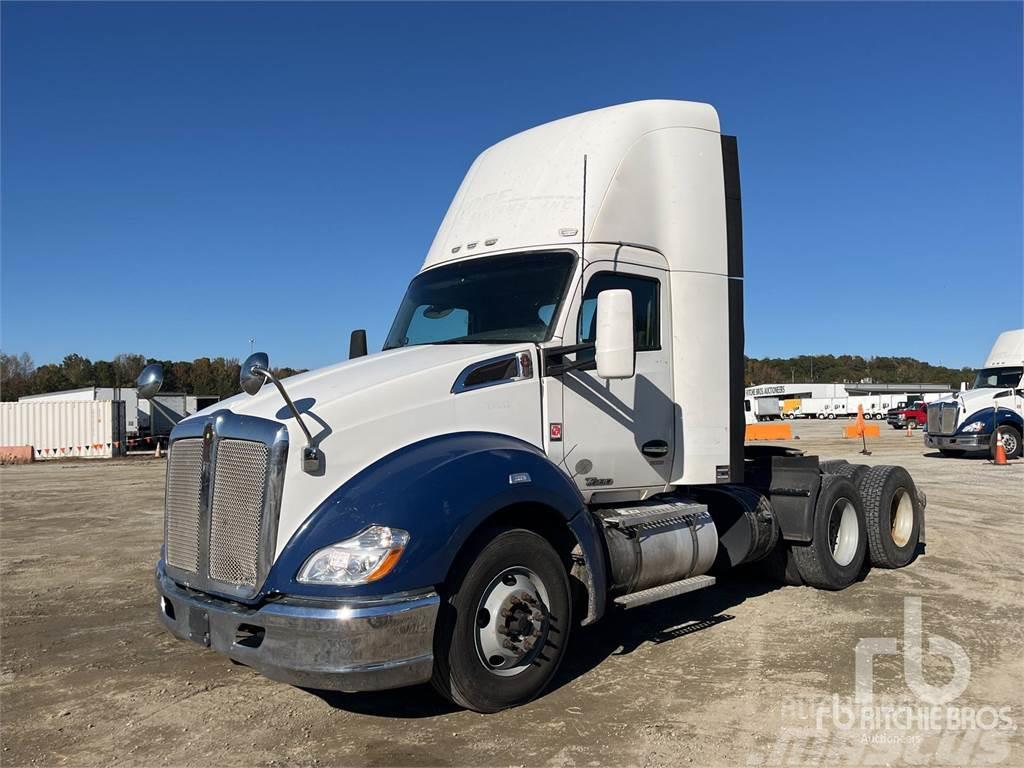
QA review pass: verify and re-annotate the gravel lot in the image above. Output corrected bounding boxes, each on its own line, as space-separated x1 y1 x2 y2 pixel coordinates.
2 420 1021 767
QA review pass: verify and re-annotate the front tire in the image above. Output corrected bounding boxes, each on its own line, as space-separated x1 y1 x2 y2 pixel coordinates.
993 425 1022 459
431 528 571 713
792 475 867 589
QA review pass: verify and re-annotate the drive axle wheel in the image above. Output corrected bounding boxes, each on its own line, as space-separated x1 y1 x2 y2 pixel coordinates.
432 528 571 713
858 465 921 568
793 475 867 590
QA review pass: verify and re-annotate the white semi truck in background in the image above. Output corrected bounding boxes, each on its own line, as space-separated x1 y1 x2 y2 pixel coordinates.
926 329 1024 459
142 101 925 713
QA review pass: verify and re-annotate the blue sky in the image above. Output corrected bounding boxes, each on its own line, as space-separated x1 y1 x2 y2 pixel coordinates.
2 2 1021 370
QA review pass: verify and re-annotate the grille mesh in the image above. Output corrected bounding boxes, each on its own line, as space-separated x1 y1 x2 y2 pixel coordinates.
928 404 958 435
208 439 269 587
164 439 204 572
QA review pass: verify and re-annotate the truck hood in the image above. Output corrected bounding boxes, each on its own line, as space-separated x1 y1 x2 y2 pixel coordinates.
181 342 544 558
205 343 521 420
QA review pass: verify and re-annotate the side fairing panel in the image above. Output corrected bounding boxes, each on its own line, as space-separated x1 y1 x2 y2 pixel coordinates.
669 271 732 484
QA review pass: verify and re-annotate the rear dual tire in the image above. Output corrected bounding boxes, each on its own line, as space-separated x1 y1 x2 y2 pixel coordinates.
859 465 921 568
792 475 867 589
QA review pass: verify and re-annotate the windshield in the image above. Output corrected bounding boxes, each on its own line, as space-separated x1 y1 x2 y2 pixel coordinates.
973 366 1024 389
384 251 576 349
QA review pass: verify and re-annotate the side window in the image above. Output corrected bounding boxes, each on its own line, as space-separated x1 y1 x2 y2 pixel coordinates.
578 272 660 351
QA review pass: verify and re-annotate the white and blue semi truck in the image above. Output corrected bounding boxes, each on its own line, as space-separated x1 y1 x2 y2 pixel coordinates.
143 101 925 712
926 329 1024 459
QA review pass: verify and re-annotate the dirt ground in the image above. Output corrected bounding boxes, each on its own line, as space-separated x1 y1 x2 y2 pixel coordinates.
2 420 1022 767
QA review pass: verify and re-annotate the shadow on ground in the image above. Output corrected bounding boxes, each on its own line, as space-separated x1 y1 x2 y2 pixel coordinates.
304 570 782 718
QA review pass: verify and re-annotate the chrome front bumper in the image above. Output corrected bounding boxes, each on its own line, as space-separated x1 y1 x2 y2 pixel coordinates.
925 433 989 451
156 564 439 692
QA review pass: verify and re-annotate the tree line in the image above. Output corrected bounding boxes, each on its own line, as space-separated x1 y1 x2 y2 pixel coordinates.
0 352 305 402
745 354 974 388
1 350 975 403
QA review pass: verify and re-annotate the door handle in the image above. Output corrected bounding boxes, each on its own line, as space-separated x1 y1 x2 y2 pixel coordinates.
641 440 669 458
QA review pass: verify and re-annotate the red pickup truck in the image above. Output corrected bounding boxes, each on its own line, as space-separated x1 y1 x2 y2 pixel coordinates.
887 401 927 429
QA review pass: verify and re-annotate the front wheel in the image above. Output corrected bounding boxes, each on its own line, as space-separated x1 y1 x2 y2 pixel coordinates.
993 425 1022 459
907 419 919 430
431 528 571 713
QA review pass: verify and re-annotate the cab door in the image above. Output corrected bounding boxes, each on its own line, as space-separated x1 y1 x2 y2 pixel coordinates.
558 259 675 497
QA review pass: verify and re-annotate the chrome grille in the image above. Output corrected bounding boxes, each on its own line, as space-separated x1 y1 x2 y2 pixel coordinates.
164 439 204 572
928 403 958 435
162 412 286 600
208 439 269 587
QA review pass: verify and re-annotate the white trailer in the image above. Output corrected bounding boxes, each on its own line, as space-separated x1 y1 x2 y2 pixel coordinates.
744 397 781 423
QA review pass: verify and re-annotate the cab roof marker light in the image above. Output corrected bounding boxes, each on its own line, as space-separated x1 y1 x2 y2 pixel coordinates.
451 245 461 254
559 227 578 237
484 238 498 246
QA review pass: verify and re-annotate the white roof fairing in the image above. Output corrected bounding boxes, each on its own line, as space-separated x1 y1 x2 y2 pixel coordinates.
422 100 728 276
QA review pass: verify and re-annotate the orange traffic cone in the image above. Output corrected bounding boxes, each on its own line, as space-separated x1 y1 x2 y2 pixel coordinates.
906 424 912 437
993 432 1007 465
155 442 162 459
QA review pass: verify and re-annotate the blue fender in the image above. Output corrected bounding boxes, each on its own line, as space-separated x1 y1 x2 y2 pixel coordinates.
262 432 608 624
956 407 1024 436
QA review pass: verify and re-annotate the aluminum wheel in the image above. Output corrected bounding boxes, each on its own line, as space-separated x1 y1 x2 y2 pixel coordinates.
890 488 914 548
1000 429 1019 457
474 566 551 677
827 498 860 566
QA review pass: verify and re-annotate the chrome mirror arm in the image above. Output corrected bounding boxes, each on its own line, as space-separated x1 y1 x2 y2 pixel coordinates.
250 364 321 473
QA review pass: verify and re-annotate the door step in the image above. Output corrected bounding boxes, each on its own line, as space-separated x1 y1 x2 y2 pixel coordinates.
613 574 717 610
601 500 707 530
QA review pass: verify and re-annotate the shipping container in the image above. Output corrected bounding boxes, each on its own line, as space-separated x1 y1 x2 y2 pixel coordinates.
21 386 141 435
1 401 127 459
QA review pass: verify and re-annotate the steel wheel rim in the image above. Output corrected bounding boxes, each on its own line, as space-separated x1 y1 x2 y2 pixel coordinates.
828 498 859 566
474 566 551 677
890 488 914 547
1001 430 1018 456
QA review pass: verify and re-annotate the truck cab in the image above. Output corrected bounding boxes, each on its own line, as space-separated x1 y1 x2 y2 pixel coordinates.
926 329 1024 458
146 101 926 712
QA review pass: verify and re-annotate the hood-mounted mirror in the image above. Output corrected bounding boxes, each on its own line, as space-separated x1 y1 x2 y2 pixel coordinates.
240 352 269 396
239 351 322 474
136 363 165 400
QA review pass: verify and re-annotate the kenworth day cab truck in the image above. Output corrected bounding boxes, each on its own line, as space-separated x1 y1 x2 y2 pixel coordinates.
925 329 1024 459
143 101 925 713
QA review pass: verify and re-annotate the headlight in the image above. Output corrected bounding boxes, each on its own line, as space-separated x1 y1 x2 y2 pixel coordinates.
296 525 410 585
960 421 986 433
